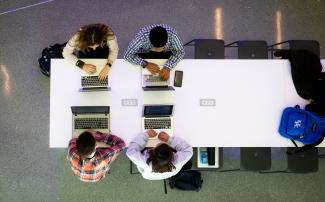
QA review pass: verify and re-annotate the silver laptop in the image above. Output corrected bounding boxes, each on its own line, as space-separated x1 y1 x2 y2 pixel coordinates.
71 106 110 148
142 66 174 91
80 66 110 92
142 104 174 147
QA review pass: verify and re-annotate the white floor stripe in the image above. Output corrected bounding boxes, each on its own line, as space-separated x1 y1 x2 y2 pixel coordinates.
0 0 55 16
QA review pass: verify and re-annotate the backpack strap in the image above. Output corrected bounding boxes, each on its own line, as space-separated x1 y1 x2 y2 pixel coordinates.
290 139 298 148
287 131 325 155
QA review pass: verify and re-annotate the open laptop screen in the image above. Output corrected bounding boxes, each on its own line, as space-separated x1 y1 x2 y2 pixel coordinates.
71 106 110 115
144 105 173 117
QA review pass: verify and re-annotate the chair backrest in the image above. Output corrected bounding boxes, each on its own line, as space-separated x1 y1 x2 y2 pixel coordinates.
237 41 268 59
240 147 271 171
194 39 225 59
288 40 320 57
286 147 319 173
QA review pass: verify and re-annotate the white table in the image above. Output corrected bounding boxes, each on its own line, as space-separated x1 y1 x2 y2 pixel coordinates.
50 59 325 147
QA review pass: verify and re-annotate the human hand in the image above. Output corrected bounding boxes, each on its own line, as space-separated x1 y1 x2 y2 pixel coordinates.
83 64 96 74
159 67 170 81
146 62 160 75
146 129 158 138
158 131 170 142
98 65 110 80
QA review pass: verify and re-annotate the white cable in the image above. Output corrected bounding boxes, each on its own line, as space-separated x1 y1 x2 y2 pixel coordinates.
0 0 55 16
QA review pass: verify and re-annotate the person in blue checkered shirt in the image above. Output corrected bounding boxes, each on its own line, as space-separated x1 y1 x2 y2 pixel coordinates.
124 24 185 81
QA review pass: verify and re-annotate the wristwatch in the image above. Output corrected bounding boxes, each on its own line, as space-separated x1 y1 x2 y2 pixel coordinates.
106 62 112 67
142 61 148 68
76 60 85 69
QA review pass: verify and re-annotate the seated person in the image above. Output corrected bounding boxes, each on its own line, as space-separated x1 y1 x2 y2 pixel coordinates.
124 24 185 81
126 129 193 180
63 23 119 80
67 130 125 182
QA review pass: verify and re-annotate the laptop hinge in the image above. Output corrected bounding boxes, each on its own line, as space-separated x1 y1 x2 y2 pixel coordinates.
144 116 170 118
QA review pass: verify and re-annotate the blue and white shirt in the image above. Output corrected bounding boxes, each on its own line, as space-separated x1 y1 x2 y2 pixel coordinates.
124 24 185 69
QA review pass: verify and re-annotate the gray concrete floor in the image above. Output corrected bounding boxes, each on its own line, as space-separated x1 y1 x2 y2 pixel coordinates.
0 0 325 202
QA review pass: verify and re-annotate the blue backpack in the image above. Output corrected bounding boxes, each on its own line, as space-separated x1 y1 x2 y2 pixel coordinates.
279 105 325 154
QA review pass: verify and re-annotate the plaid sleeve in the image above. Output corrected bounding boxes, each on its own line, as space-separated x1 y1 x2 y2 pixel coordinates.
98 133 126 161
124 33 146 67
164 32 185 69
67 138 78 161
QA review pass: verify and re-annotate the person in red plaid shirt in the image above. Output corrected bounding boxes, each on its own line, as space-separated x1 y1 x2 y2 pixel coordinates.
67 130 126 182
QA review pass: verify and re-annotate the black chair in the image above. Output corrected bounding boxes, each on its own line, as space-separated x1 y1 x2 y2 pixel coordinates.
286 147 319 173
220 147 271 172
260 148 319 174
225 40 268 59
130 160 140 174
184 39 225 59
240 147 271 171
269 40 320 58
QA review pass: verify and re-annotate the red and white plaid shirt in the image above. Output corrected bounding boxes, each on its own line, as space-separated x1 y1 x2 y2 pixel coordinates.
67 132 126 182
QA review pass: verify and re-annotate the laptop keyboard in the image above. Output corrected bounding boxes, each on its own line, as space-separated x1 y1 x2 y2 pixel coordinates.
82 76 108 87
144 118 171 129
74 118 108 129
145 75 163 83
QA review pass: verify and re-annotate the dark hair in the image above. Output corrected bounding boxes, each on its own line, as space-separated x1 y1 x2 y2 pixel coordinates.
149 26 168 48
76 131 96 158
74 23 115 52
146 143 176 173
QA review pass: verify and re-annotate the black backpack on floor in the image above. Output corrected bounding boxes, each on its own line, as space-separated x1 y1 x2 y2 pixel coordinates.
38 43 67 77
169 170 203 191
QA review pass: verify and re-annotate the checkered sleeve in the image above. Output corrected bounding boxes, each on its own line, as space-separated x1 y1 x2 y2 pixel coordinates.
67 138 78 161
164 31 185 69
98 133 126 161
124 34 146 67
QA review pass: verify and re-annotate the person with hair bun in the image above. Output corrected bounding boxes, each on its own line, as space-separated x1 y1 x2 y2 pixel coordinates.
63 23 119 80
126 129 193 180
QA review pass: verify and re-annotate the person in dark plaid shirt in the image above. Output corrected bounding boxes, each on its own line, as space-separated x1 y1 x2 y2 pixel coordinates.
67 130 126 182
124 24 185 81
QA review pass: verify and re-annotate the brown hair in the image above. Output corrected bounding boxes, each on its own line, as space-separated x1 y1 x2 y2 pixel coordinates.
74 23 115 52
146 143 176 173
76 131 96 159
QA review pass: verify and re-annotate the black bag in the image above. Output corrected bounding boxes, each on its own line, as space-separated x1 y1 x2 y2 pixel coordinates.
38 43 67 77
169 170 203 191
305 102 325 117
315 77 325 106
275 50 323 100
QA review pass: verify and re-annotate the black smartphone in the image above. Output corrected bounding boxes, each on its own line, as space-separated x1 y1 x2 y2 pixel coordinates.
174 70 183 87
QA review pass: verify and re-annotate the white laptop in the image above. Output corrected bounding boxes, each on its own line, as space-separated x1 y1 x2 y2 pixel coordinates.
80 65 110 92
142 104 174 147
141 66 174 91
71 106 110 148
